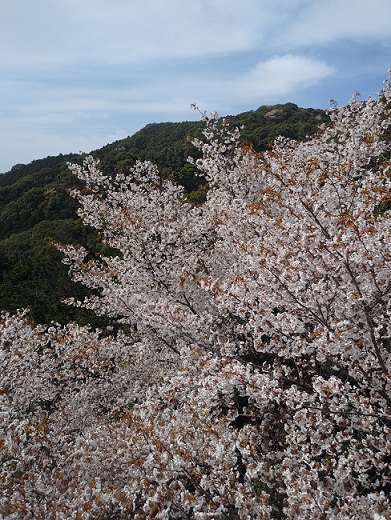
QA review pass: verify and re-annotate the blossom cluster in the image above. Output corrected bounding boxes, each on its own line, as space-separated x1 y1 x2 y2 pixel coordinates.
1 79 390 518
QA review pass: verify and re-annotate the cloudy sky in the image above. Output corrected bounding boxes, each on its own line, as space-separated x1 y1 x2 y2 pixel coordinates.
0 0 390 173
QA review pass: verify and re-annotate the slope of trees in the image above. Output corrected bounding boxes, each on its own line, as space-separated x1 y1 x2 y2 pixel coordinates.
0 104 328 324
95 103 327 178
1 81 390 518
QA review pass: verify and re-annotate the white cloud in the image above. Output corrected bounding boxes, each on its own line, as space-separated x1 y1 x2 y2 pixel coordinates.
1 0 389 70
147 54 335 111
229 55 335 101
0 0 266 67
275 0 391 48
0 114 129 170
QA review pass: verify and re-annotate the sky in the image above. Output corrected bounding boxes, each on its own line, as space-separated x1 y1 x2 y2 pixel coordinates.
0 0 390 173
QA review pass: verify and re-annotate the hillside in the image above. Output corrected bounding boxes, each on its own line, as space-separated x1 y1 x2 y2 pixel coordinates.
0 103 328 324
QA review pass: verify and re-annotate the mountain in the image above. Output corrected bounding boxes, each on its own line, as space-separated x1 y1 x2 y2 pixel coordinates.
0 103 329 324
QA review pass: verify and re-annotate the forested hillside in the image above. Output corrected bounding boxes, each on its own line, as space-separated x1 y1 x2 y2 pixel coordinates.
0 103 328 324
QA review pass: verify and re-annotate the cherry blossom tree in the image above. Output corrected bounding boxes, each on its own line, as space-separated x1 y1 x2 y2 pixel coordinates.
1 77 390 519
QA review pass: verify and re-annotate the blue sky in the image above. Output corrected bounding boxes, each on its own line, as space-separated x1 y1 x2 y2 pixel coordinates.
0 0 390 173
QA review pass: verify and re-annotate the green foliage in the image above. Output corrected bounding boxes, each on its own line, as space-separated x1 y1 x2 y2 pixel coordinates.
0 153 79 188
0 160 81 240
93 121 200 167
230 102 328 151
0 219 109 326
182 185 208 205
